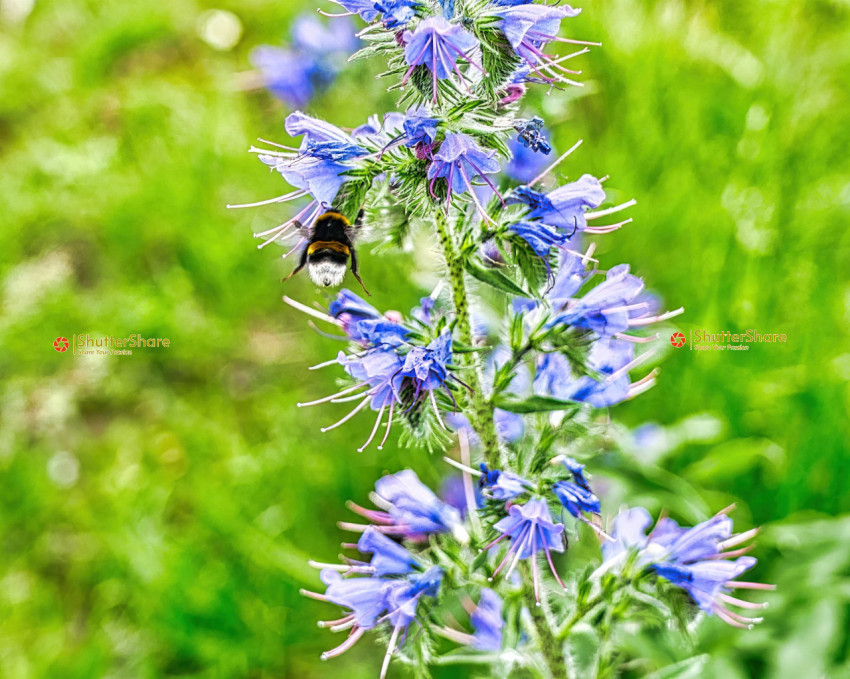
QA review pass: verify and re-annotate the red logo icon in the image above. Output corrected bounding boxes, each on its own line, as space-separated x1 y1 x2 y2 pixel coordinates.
53 337 69 353
670 332 686 348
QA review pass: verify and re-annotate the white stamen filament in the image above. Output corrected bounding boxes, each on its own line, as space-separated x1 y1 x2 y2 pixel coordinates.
256 224 295 250
583 217 633 234
227 188 308 209
358 405 387 452
283 295 343 326
718 593 769 610
380 624 403 679
430 390 448 430
615 332 661 344
377 401 395 450
606 349 658 382
713 606 751 629
726 581 777 591
585 199 637 220
627 369 660 399
603 302 651 315
460 166 497 226
300 588 330 602
547 47 591 67
257 138 301 151
458 429 482 534
628 306 685 327
320 627 366 660
432 625 475 645
337 522 399 534
718 528 760 550
297 382 368 408
321 398 370 433
309 358 341 370
528 138 583 187
308 560 349 571
443 455 482 476
329 619 357 633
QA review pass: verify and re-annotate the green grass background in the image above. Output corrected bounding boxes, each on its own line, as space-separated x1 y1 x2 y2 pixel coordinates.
1 0 849 676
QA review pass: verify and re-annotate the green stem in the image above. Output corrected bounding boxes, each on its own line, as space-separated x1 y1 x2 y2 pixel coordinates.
434 208 502 468
523 568 570 679
436 208 567 678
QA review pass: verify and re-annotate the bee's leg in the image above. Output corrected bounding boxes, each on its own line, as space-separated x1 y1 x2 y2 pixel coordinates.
293 220 309 237
283 246 308 282
354 209 365 227
349 248 371 296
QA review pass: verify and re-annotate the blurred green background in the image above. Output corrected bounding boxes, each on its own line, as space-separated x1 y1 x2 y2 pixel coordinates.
1 0 849 676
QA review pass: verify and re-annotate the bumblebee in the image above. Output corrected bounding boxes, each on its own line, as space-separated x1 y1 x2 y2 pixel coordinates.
287 208 370 294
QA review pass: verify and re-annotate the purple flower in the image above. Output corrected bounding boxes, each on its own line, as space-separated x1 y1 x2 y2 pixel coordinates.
345 469 467 541
491 4 585 87
509 174 606 233
514 116 551 154
549 264 646 335
479 463 531 500
547 249 591 301
557 455 591 491
250 47 319 109
600 507 773 628
320 569 387 629
300 324 458 449
384 565 443 626
351 320 411 347
427 133 501 209
310 565 443 664
486 499 566 601
471 588 505 651
505 134 552 184
447 408 525 445
329 288 381 327
399 332 451 391
403 109 439 153
552 480 600 517
535 337 649 407
330 0 381 22
374 469 466 538
251 16 356 108
256 112 368 209
508 221 568 267
286 110 355 145
374 0 418 28
402 17 480 102
357 527 419 575
292 14 359 55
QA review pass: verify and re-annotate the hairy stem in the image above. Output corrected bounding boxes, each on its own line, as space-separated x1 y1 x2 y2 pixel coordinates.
437 207 568 677
523 565 570 679
435 208 503 467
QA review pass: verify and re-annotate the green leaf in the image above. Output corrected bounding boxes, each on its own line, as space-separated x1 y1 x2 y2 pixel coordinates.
465 258 528 296
493 394 580 414
644 655 710 679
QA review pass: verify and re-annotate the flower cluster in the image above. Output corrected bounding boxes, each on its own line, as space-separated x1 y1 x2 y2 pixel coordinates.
288 289 464 450
305 471 505 670
470 455 603 601
249 14 358 108
600 506 774 628
235 1 773 676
